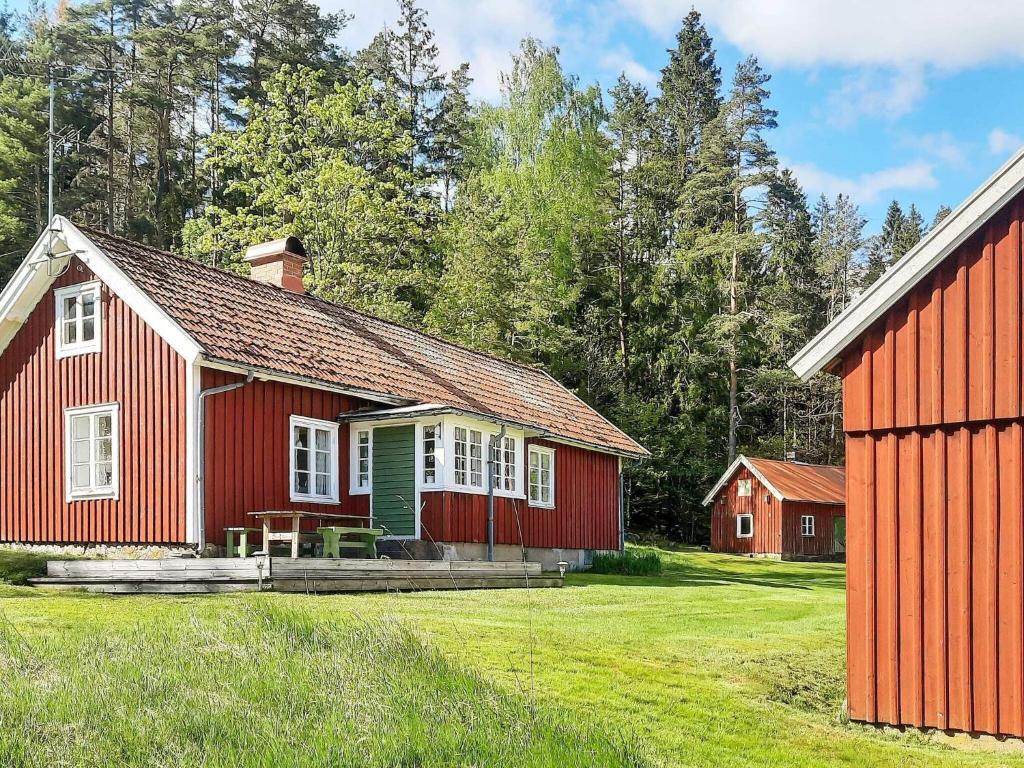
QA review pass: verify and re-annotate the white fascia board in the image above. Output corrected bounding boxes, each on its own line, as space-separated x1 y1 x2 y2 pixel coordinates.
701 455 784 506
0 217 204 364
789 146 1024 381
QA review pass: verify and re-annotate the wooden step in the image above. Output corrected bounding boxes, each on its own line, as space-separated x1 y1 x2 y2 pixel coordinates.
272 576 564 593
28 579 260 594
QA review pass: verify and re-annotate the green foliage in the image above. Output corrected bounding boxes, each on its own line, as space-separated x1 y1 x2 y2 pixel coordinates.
0 549 49 585
590 548 663 576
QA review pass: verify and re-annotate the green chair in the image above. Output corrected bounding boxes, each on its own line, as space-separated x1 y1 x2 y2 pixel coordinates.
225 527 261 558
318 526 383 558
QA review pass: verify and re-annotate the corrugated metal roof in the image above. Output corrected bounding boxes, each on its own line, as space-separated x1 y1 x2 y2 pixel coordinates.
746 457 845 504
80 226 648 457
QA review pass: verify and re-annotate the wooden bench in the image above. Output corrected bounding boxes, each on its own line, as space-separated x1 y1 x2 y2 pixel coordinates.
317 526 383 559
225 527 261 558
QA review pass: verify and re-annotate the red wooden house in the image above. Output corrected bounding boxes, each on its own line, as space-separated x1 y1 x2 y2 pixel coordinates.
0 219 647 569
703 455 845 560
791 147 1024 737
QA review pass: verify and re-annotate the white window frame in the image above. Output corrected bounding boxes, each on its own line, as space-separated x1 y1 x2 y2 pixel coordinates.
801 515 816 537
737 478 752 497
55 281 102 358
528 445 555 509
736 513 754 538
289 415 340 504
64 402 119 501
349 428 373 495
421 421 443 488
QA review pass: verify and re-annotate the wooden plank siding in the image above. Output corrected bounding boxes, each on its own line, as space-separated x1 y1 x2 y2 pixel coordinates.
839 190 1024 738
419 438 621 551
0 259 187 544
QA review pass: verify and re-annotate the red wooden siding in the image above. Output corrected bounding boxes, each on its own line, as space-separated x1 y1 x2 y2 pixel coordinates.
840 191 1024 737
419 438 621 551
710 467 844 557
0 259 187 543
200 369 369 545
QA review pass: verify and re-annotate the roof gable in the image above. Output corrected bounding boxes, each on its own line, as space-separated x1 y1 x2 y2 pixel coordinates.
790 147 1024 380
53 222 646 457
702 455 845 505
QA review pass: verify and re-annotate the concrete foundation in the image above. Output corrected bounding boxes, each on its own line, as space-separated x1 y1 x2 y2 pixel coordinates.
429 542 616 571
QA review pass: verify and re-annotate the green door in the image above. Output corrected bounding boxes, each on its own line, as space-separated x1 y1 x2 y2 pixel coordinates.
833 517 846 554
372 425 416 537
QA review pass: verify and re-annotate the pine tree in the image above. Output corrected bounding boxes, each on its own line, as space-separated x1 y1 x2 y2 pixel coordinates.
863 199 904 287
894 203 925 257
431 62 471 212
931 204 952 229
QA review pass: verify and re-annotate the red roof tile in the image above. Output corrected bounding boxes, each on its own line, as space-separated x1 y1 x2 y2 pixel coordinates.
83 227 647 457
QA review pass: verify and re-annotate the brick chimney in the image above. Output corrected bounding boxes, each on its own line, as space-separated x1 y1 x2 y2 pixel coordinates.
244 236 306 293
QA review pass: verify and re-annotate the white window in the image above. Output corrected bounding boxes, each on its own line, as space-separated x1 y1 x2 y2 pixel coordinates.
423 423 441 484
491 435 517 492
737 478 752 497
736 514 753 538
528 446 555 508
454 427 484 488
290 415 339 503
64 403 119 500
350 429 371 493
55 282 102 358
801 515 815 537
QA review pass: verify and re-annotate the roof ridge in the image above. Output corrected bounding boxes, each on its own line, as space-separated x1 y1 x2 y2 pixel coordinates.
77 224 552 379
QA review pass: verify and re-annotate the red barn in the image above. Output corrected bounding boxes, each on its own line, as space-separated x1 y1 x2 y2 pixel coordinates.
703 455 846 560
0 220 647 569
790 148 1024 737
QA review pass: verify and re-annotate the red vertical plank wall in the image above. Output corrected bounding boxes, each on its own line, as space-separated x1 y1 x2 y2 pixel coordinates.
200 369 370 545
709 467 782 555
0 259 187 544
841 193 1024 738
419 438 621 551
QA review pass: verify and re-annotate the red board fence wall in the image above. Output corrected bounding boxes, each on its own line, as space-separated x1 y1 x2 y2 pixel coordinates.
0 261 187 544
841 194 1024 736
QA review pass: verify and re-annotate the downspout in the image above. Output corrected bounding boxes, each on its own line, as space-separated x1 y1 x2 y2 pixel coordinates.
486 425 507 562
196 370 255 552
618 457 625 553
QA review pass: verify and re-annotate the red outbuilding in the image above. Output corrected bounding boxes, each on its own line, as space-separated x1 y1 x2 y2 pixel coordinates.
790 148 1024 738
0 220 647 569
703 455 845 560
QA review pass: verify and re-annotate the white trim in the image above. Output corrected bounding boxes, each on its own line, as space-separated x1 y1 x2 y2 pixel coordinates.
418 420 444 490
185 361 201 546
527 444 556 509
54 281 102 358
349 427 373 495
701 455 785 506
801 514 816 537
736 513 754 539
64 402 120 502
288 415 340 504
790 146 1024 381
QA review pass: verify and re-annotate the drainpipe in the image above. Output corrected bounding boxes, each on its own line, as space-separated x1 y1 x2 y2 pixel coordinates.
486 425 507 562
618 457 625 553
196 371 255 552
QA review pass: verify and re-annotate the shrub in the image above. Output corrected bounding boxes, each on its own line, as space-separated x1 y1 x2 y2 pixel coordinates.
590 549 663 576
0 550 49 585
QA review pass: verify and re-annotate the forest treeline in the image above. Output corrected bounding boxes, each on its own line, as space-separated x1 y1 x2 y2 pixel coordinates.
0 1 949 540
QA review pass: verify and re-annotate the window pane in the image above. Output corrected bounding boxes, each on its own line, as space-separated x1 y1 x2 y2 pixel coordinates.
82 318 95 341
64 321 78 344
295 471 309 494
95 462 113 487
541 453 550 471
315 474 329 496
73 416 91 439
96 415 112 438
315 429 329 451
541 486 550 504
315 450 329 473
295 448 309 471
96 438 112 462
294 426 309 448
73 439 90 463
64 297 78 319
73 465 91 488
81 292 96 317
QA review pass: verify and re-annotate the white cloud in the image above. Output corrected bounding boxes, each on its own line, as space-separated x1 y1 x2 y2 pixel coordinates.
901 131 968 169
988 128 1023 157
599 46 659 88
787 160 938 205
330 0 557 100
621 0 1024 70
825 66 926 128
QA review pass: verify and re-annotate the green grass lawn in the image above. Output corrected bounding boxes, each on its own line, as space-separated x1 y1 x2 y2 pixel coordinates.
1 546 1022 767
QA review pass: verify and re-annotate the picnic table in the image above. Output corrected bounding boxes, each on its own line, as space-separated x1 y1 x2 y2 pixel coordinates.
247 511 372 559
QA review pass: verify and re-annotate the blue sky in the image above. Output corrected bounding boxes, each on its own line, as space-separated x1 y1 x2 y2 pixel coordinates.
332 0 1024 233
14 0 1023 232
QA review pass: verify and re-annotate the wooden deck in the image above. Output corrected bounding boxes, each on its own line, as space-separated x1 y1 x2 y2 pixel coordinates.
29 558 562 594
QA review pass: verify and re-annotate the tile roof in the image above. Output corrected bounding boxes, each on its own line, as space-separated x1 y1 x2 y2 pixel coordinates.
746 457 845 504
82 226 647 457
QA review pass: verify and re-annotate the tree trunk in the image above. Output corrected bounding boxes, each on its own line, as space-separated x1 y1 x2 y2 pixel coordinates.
106 6 116 233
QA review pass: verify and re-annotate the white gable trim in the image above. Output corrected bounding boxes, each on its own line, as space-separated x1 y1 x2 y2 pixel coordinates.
701 455 784 506
0 217 203 363
789 146 1024 381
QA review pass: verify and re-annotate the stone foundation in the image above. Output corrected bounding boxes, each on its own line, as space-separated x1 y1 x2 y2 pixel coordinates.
0 542 197 559
425 542 614 572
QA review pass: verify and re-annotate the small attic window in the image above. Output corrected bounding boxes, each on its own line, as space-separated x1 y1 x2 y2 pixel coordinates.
55 282 101 359
737 478 752 497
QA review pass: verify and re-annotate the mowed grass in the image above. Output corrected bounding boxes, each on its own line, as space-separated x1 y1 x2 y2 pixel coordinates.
1 547 1021 767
